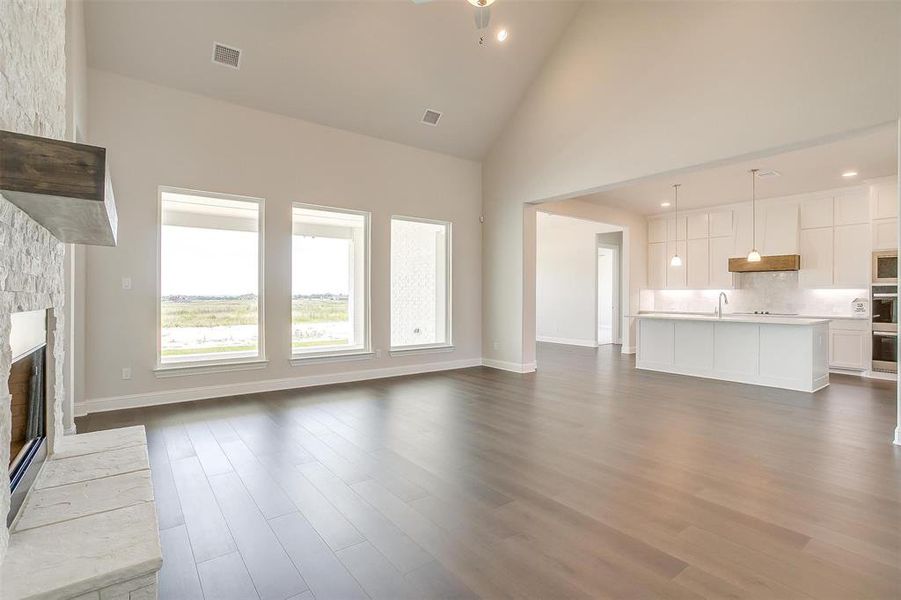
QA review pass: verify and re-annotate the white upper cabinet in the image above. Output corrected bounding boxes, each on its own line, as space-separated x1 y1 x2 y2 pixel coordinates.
799 227 833 288
666 216 687 242
800 195 833 229
834 190 869 226
834 223 870 286
686 238 709 288
708 210 733 238
686 213 709 239
708 236 733 289
872 181 897 220
666 240 686 288
648 242 666 289
648 219 667 244
762 204 799 255
872 219 897 250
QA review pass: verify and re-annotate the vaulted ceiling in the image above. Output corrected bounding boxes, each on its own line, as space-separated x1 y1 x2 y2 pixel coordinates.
85 0 582 160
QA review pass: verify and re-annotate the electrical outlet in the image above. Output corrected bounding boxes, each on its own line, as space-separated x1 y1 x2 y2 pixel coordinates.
375 349 382 359
121 367 132 380
492 341 499 350
121 277 132 290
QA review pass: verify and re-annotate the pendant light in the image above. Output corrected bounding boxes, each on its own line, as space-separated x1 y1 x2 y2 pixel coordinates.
670 184 682 267
747 168 762 262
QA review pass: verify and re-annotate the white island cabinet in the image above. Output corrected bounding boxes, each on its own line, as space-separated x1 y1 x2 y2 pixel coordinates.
636 314 829 392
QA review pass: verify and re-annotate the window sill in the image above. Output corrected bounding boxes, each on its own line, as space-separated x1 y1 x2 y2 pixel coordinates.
153 358 269 378
389 344 455 357
289 350 374 366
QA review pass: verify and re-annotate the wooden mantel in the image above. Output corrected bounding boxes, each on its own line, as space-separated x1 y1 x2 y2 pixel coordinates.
0 130 117 246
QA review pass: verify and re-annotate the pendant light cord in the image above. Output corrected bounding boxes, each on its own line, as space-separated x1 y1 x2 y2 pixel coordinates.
751 168 758 250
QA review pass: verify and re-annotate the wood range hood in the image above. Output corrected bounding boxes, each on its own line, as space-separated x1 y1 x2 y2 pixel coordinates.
728 254 801 273
0 130 117 246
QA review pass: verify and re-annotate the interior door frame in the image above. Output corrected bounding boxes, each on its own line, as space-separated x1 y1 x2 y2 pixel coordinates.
596 241 621 345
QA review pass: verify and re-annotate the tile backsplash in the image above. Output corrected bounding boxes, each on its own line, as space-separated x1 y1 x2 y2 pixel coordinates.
641 272 868 317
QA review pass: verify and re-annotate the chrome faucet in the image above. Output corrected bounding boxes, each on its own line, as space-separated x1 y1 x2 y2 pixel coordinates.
716 292 729 318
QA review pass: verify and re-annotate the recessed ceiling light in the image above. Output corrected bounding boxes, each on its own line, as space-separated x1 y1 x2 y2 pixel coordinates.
660 202 671 207
842 170 858 178
496 29 508 42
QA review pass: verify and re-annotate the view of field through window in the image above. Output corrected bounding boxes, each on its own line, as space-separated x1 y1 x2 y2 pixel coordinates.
291 206 368 354
160 191 262 362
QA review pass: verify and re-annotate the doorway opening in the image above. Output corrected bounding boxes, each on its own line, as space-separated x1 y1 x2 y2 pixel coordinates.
597 242 621 345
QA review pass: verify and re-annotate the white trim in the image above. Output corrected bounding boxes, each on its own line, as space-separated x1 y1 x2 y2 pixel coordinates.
621 345 636 354
76 357 483 415
154 359 269 378
289 351 373 366
482 359 537 373
390 344 455 357
536 336 597 348
894 426 901 446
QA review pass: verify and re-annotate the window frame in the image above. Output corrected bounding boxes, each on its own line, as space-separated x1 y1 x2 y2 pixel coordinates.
389 215 453 354
154 186 267 375
289 202 372 364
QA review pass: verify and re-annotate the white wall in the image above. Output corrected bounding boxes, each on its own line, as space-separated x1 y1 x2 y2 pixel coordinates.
80 69 482 413
536 213 620 347
482 1 901 369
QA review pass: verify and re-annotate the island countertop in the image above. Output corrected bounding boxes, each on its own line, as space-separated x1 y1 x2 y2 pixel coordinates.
628 313 830 326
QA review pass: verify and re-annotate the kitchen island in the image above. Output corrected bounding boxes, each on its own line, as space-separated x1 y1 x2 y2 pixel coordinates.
635 313 829 392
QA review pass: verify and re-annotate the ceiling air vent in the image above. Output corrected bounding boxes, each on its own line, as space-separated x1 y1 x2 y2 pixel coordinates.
756 170 782 179
421 109 442 127
212 43 241 69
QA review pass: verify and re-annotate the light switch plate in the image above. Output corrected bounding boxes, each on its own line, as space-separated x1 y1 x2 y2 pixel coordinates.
121 277 132 290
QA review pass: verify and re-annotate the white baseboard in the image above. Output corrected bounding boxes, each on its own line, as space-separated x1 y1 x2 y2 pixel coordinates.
536 336 597 348
895 426 901 446
621 345 636 355
481 358 537 373
75 357 482 416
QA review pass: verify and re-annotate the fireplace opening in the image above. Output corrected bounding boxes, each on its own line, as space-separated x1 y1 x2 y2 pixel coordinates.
8 309 48 527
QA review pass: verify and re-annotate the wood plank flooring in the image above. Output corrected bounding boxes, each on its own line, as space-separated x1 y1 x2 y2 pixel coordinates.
76 343 901 599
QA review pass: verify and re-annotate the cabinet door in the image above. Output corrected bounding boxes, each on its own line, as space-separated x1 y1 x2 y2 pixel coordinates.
666 240 686 288
834 223 870 286
763 204 799 255
709 236 734 289
799 227 833 288
834 190 869 225
800 195 833 229
648 242 666 289
732 205 753 258
872 219 897 250
648 219 667 244
686 213 709 239
666 216 687 242
829 330 866 370
686 238 709 288
709 210 733 238
872 181 898 220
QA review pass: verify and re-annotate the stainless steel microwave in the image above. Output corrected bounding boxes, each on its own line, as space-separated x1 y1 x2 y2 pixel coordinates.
872 251 897 283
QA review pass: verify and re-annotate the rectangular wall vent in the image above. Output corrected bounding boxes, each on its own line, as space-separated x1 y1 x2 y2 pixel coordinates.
421 109 442 126
212 43 241 69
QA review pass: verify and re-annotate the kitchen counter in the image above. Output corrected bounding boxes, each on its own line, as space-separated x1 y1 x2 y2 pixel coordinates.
634 310 866 322
634 313 829 392
631 313 829 326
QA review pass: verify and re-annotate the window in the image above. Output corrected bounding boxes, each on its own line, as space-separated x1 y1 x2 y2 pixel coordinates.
292 205 369 357
158 188 263 366
390 217 451 350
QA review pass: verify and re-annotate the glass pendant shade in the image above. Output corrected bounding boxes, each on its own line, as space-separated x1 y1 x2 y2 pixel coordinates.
670 254 683 267
747 249 762 262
